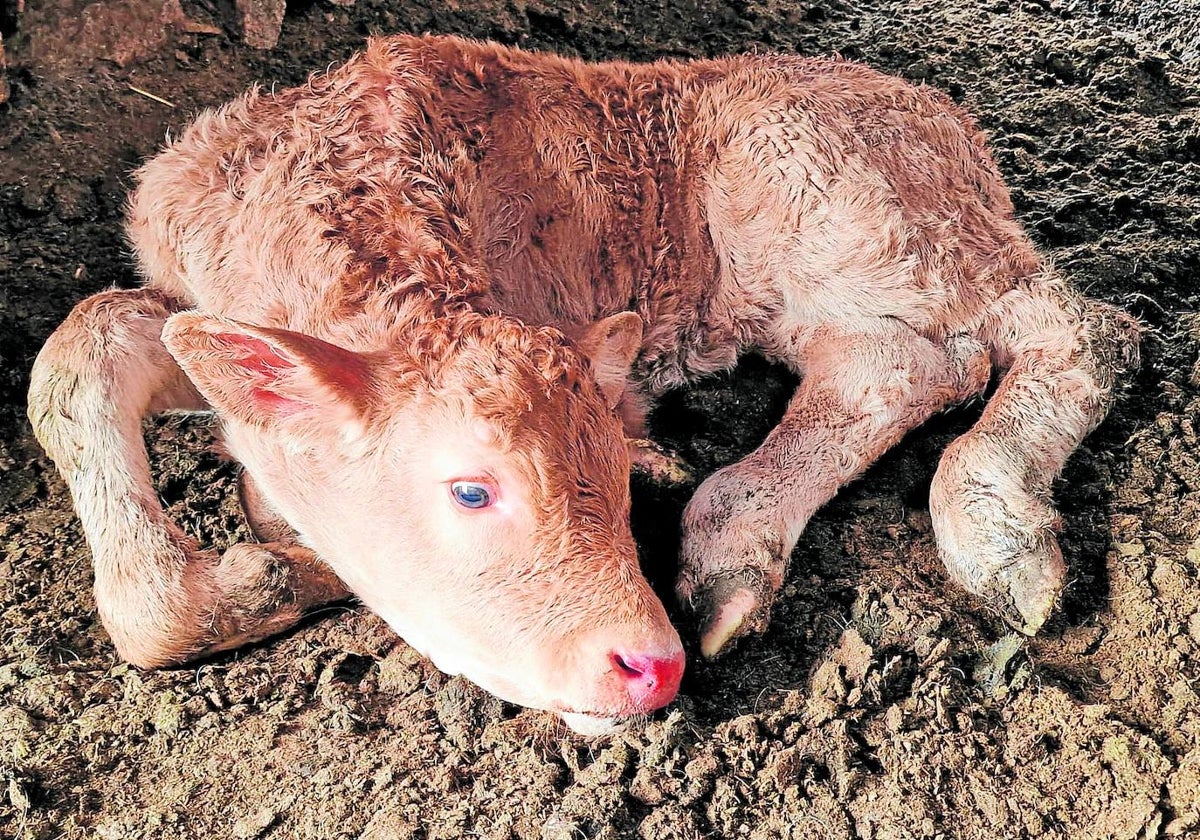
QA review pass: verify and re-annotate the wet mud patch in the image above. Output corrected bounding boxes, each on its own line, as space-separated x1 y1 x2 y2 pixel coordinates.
2 0 1199 838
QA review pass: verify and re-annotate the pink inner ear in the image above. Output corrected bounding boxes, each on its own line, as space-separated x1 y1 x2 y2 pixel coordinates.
217 333 296 377
216 332 307 414
250 387 304 414
207 327 368 420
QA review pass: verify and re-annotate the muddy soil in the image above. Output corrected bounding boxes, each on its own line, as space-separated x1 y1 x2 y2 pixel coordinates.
2 0 1199 838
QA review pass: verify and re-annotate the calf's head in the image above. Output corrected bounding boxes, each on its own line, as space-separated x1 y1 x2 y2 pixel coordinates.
162 310 683 734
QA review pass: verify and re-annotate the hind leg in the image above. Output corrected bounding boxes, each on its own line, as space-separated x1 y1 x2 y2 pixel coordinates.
930 285 1139 633
28 288 348 668
678 320 989 658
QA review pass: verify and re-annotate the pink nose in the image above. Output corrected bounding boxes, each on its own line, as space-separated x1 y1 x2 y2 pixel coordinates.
610 648 685 711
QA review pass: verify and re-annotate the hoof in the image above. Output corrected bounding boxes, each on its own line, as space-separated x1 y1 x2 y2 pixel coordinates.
629 438 695 487
685 569 775 659
985 536 1065 635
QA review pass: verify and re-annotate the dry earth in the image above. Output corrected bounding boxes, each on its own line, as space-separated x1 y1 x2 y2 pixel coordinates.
1 0 1199 838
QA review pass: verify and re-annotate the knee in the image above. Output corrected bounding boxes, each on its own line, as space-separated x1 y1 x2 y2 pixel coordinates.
106 631 187 670
942 334 992 400
930 435 1057 543
683 466 745 535
930 436 1016 548
34 289 180 377
815 329 967 416
928 436 971 526
69 289 181 358
96 605 194 670
93 567 207 669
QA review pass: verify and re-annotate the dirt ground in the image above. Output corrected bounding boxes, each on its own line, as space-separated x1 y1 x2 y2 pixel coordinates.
1 0 1198 838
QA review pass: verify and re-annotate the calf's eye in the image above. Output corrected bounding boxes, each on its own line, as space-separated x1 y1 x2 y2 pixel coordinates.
450 481 493 509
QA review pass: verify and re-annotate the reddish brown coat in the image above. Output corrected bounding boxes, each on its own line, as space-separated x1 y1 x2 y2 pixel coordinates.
29 35 1137 731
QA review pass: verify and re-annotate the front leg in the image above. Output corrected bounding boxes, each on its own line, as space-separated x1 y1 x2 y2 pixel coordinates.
677 322 989 658
28 288 346 667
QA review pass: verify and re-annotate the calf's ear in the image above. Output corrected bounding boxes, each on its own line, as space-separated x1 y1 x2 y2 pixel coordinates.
161 313 372 435
574 312 643 408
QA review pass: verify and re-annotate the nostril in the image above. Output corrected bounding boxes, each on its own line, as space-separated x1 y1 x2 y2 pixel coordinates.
611 652 645 679
609 650 685 691
606 648 685 712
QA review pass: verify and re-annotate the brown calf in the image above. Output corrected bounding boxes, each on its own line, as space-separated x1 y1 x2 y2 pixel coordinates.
28 35 1138 733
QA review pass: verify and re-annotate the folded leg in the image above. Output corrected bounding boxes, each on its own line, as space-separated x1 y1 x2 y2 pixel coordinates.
28 288 348 668
930 284 1139 633
677 319 989 657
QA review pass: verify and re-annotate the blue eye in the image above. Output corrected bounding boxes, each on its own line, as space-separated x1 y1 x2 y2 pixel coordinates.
450 481 493 509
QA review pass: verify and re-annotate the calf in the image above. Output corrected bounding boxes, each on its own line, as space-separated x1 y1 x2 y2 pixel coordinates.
28 34 1138 733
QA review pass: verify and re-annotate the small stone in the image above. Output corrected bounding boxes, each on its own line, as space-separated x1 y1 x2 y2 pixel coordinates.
8 778 30 811
17 659 45 679
434 676 500 749
377 650 422 696
1186 537 1200 564
684 752 719 787
540 814 580 840
1115 540 1146 558
0 705 37 745
371 765 395 791
906 509 932 533
236 0 286 50
834 628 874 684
810 660 847 705
629 438 695 486
95 816 136 840
152 692 186 736
1152 559 1189 594
1166 747 1200 834
973 633 1025 697
183 696 210 718
577 739 631 786
806 696 840 726
638 804 702 840
19 182 50 214
52 179 96 221
628 766 667 805
359 804 417 840
232 807 278 839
